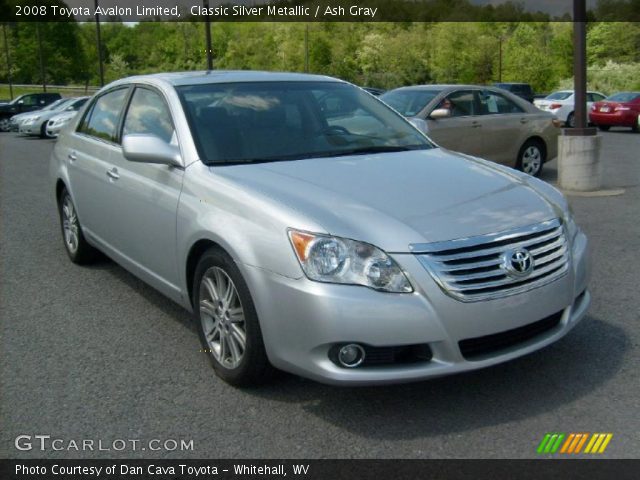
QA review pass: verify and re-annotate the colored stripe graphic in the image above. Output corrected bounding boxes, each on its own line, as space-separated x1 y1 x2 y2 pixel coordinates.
540 433 613 454
537 433 565 454
585 433 613 454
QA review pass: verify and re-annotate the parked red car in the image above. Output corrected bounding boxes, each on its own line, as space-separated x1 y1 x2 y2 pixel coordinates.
589 92 640 132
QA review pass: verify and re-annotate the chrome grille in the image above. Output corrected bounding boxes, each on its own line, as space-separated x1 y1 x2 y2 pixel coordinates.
411 219 570 302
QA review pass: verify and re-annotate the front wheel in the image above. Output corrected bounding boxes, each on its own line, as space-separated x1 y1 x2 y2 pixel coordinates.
0 118 9 132
598 125 610 132
58 187 97 264
516 140 545 177
193 248 274 387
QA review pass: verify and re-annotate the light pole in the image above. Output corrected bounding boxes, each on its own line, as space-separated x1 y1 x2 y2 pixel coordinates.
203 0 213 70
2 23 13 99
95 0 105 86
35 23 46 92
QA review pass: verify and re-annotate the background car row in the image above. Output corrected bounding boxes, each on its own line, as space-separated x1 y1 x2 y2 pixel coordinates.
2 95 88 138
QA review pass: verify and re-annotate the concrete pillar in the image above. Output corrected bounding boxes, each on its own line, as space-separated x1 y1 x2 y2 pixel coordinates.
558 134 602 192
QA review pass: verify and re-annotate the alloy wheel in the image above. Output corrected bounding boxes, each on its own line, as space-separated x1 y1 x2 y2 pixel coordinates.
61 195 80 254
521 146 542 175
199 267 247 369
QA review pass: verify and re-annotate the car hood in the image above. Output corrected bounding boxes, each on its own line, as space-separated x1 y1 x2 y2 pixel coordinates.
213 148 562 252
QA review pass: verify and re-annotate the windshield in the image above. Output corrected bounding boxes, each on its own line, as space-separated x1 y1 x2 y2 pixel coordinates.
546 91 573 100
177 81 432 165
41 99 65 111
606 92 640 102
380 89 442 117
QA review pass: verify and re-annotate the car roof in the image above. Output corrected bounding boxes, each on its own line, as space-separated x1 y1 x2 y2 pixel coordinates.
109 70 342 88
385 85 487 92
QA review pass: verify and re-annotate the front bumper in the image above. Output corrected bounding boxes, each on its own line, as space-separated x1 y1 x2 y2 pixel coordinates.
242 230 590 385
19 123 39 135
46 122 64 138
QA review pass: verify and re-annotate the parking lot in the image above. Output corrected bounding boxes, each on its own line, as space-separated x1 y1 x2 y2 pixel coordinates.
1 130 639 459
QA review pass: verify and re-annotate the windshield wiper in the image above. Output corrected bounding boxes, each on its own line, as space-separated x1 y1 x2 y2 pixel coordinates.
209 145 428 166
323 145 428 157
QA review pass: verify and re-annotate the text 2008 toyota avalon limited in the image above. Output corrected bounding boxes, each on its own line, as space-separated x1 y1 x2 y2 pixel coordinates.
50 72 590 386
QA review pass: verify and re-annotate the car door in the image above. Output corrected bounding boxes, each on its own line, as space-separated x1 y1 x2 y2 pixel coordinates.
423 89 485 157
67 87 131 246
475 89 528 165
106 85 184 297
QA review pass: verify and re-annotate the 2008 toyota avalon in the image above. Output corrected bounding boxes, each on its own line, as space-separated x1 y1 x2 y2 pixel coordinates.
50 71 590 386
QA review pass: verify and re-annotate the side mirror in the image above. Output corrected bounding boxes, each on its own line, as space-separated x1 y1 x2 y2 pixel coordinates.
122 134 182 168
408 117 429 134
429 108 451 119
17 100 23 105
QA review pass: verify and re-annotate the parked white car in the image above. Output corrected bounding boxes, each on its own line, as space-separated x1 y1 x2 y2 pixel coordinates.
534 90 606 127
46 110 80 138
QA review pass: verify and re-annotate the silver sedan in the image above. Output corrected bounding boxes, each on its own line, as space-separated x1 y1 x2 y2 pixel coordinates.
50 72 589 386
381 85 561 177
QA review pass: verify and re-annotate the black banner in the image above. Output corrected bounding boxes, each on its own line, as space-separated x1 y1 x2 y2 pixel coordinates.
1 459 639 480
1 0 640 23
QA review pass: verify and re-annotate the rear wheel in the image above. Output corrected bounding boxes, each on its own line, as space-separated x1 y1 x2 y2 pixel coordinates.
193 247 274 387
566 112 575 128
516 139 545 177
632 122 639 133
598 125 610 132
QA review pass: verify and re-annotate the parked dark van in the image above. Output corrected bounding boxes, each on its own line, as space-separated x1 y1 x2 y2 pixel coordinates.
494 83 535 103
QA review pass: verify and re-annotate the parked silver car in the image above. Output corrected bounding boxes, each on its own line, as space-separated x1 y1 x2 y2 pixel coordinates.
8 98 67 132
20 97 88 137
50 72 590 386
381 85 561 177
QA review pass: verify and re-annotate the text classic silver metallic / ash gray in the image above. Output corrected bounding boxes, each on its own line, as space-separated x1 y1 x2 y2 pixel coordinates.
50 71 590 386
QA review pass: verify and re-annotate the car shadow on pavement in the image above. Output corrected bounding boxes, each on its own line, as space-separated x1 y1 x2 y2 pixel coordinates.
94 256 198 334
250 315 628 440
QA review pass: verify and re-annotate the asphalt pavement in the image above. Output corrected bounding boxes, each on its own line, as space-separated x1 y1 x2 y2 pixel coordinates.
1 130 639 459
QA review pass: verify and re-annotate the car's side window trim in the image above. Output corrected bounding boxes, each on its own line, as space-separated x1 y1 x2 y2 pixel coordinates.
75 85 132 146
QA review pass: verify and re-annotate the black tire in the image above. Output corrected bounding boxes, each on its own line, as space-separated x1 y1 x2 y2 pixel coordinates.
58 187 97 264
39 122 47 138
193 247 274 387
0 117 9 132
516 139 545 177
632 122 639 133
566 112 575 128
598 125 610 132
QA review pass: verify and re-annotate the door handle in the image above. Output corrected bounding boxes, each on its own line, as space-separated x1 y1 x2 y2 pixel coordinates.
520 118 528 124
106 168 120 180
68 151 77 161
471 121 482 128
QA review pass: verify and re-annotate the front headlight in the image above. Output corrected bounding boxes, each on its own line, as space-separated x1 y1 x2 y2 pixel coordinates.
288 230 413 293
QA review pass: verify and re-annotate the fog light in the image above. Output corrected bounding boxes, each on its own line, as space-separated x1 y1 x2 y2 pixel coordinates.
338 344 365 368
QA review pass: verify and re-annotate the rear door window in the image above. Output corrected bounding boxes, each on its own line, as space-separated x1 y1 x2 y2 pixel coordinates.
479 90 525 115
